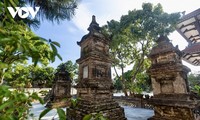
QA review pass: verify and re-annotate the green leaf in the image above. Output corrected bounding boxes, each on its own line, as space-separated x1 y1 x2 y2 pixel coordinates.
99 116 107 120
31 92 44 104
34 41 44 46
0 85 10 92
0 62 8 69
0 100 14 111
0 38 12 43
30 46 38 52
38 97 45 104
30 36 40 40
57 108 66 120
32 58 39 66
9 0 17 7
50 44 58 54
39 108 52 120
50 53 55 62
83 114 92 120
70 98 78 108
56 53 63 61
39 37 48 42
51 41 61 48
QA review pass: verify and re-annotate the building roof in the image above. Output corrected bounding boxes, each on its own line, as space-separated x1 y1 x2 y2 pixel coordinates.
77 15 102 46
149 36 181 58
176 8 200 66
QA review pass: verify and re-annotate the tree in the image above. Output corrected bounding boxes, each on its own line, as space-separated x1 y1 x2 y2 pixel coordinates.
30 65 55 88
0 0 68 85
113 77 123 92
5 64 55 88
0 0 80 84
188 72 200 92
103 3 181 96
0 0 78 119
0 22 61 85
57 60 78 85
4 62 32 88
0 0 78 27
26 0 78 23
113 69 151 95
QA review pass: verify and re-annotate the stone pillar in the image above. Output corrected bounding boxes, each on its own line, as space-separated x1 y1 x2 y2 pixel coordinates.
46 65 71 108
68 15 126 120
148 36 199 120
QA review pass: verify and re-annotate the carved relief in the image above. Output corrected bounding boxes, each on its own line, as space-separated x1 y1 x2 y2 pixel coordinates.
92 65 106 78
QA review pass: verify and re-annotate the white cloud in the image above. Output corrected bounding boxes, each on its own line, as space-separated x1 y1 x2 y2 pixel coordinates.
67 26 78 33
72 0 200 32
72 0 141 33
72 3 93 33
71 0 200 72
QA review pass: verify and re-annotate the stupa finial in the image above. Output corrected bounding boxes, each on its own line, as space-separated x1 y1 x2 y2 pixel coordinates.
87 15 100 32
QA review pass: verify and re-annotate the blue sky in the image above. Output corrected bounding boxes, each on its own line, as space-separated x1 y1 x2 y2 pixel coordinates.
33 0 200 73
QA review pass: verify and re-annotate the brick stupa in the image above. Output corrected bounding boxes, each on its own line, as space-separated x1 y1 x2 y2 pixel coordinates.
68 16 126 120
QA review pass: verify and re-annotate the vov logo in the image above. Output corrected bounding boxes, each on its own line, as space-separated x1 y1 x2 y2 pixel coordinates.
7 7 40 19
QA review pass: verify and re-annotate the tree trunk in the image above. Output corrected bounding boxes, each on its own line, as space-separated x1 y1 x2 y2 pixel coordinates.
113 66 128 96
121 66 128 96
129 91 135 96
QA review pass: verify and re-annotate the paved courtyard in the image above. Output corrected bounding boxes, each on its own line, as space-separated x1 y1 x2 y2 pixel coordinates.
29 103 154 120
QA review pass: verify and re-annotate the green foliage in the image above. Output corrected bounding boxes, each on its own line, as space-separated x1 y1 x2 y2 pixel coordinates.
113 77 123 91
0 0 79 28
0 0 62 84
39 98 107 120
5 64 55 88
70 98 79 109
194 85 200 95
29 65 55 88
83 113 108 120
39 108 66 120
115 70 151 94
57 60 78 84
188 72 200 92
103 3 181 96
26 0 79 23
0 0 80 119
57 108 66 120
39 90 49 96
39 98 78 120
0 85 43 120
39 108 52 120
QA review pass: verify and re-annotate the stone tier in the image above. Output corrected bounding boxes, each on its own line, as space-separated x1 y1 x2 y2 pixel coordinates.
148 94 199 120
68 99 126 120
46 100 71 108
148 106 194 120
76 79 113 89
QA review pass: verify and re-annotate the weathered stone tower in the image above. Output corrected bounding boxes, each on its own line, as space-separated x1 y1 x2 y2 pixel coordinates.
68 15 126 120
148 36 199 120
46 65 71 108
